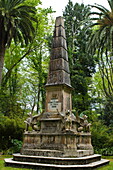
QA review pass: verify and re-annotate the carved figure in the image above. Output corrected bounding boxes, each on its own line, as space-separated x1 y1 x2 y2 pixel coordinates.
78 114 91 132
24 112 40 132
64 110 73 130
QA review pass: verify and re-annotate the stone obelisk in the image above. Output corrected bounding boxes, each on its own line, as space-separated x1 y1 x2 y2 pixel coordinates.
45 16 72 114
20 16 93 157
5 16 109 170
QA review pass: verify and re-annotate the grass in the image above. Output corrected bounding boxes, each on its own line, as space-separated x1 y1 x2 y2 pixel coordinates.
0 155 29 170
98 156 113 170
0 155 113 169
98 162 113 170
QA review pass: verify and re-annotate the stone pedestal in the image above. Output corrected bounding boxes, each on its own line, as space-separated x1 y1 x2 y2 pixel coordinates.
21 128 94 157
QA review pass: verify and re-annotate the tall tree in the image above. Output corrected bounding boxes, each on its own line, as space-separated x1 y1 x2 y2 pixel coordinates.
0 0 38 84
0 6 53 117
87 0 113 101
63 0 96 113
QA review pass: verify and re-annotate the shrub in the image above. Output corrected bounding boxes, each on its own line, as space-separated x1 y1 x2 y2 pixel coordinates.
0 115 24 152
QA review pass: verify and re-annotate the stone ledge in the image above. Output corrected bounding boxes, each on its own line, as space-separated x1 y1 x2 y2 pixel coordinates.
13 153 100 160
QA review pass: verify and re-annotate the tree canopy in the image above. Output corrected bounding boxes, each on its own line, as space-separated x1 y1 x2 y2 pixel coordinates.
87 0 113 100
0 0 38 84
63 0 96 113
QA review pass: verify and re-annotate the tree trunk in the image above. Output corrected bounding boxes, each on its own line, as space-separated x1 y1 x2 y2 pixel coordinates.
0 48 5 85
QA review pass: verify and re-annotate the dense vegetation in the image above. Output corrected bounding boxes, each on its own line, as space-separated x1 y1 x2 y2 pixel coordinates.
0 0 113 156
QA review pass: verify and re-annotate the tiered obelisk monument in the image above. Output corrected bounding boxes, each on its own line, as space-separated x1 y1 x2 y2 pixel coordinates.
5 16 109 169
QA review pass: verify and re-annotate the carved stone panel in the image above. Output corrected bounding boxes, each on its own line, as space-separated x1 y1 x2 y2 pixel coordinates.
41 120 62 133
45 85 72 113
48 98 61 112
45 88 63 112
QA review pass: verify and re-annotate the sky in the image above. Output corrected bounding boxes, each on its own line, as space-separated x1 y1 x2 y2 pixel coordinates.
41 0 109 18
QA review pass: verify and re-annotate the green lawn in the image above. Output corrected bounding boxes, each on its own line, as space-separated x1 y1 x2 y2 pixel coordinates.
98 161 113 170
0 155 113 170
0 155 29 170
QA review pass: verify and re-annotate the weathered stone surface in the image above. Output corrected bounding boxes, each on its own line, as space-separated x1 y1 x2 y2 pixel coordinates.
53 25 66 38
52 37 67 49
46 71 71 86
21 17 93 158
21 132 78 156
45 85 72 113
55 16 65 27
49 58 70 73
47 16 70 87
5 155 109 169
51 47 68 61
12 154 102 165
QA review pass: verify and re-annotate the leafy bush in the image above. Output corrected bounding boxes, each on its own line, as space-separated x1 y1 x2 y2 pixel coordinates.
0 115 24 152
91 120 113 155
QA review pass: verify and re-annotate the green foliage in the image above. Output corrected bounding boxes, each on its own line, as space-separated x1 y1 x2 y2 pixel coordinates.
87 0 113 101
92 120 109 151
0 2 53 115
0 0 38 48
0 2 54 153
0 115 24 151
91 119 113 155
63 0 96 113
11 139 22 153
101 99 113 127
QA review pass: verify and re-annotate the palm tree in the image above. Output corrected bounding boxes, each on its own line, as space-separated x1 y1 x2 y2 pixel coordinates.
87 0 113 100
0 0 37 84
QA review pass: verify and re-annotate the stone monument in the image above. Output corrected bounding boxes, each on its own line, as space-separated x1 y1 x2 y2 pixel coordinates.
5 16 109 169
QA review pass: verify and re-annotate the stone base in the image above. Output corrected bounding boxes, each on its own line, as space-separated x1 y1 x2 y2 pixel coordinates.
21 131 94 157
4 154 109 170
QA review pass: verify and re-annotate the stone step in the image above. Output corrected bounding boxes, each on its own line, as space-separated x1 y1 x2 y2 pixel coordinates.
4 157 109 170
13 153 101 165
13 154 101 165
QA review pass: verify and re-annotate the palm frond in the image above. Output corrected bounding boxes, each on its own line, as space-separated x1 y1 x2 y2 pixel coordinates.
108 0 113 11
0 0 37 47
90 4 109 14
87 11 103 17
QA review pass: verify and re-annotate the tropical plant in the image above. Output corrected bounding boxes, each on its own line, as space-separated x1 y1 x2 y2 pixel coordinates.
87 0 113 100
0 0 38 84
